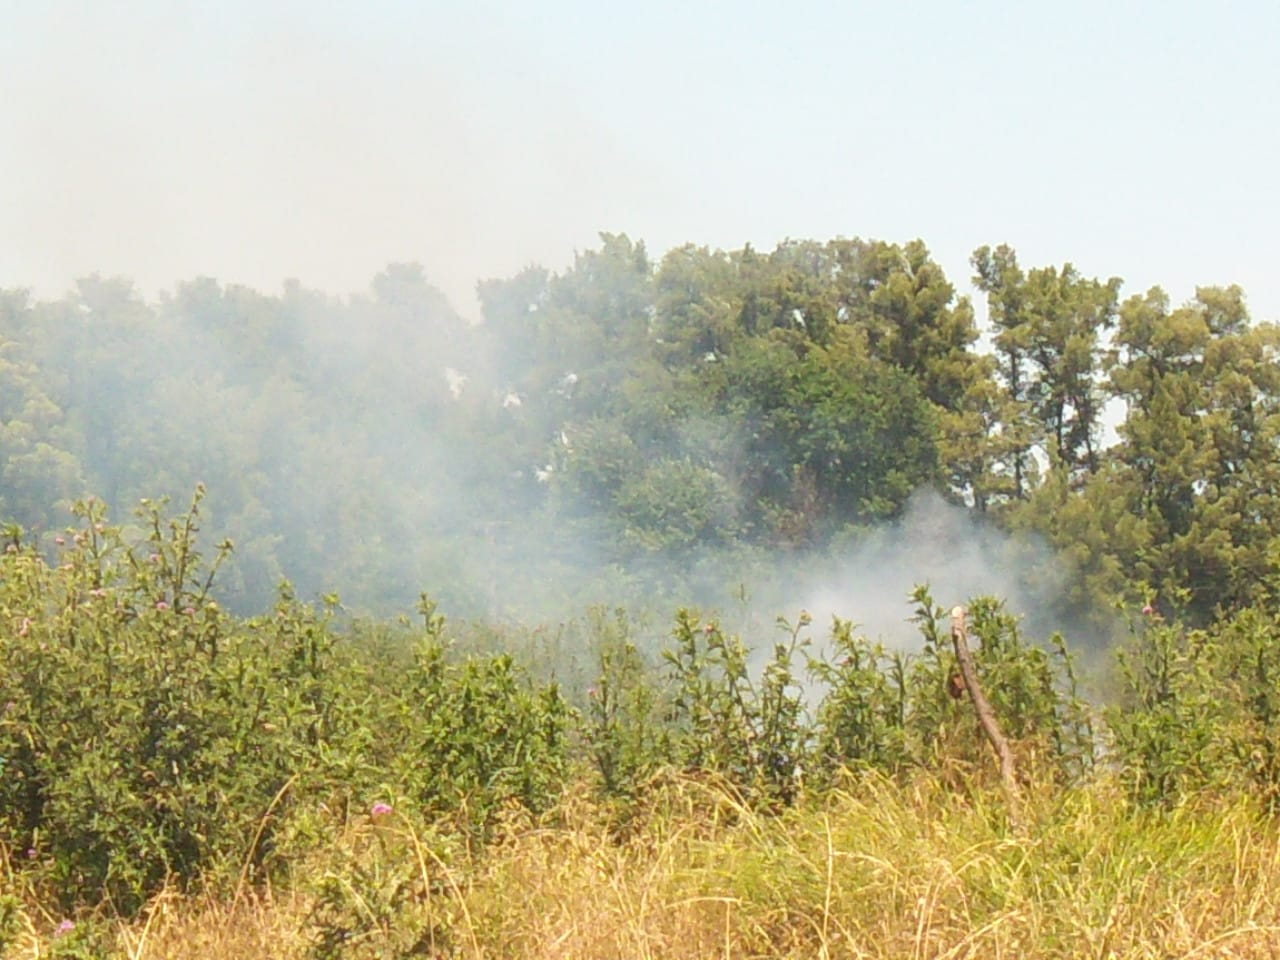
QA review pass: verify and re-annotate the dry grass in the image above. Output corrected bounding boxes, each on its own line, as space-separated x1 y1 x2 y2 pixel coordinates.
7 773 1280 958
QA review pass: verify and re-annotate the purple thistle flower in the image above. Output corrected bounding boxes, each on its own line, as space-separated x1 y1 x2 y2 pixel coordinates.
55 919 75 936
25 847 37 859
183 606 196 616
370 801 393 817
155 600 170 612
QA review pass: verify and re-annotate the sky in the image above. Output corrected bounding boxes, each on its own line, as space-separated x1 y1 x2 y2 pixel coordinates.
3 0 1279 323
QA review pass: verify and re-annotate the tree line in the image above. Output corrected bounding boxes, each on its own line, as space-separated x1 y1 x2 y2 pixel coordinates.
1 234 1276 628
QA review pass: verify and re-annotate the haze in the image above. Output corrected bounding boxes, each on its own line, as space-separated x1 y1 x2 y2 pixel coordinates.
3 1 1278 320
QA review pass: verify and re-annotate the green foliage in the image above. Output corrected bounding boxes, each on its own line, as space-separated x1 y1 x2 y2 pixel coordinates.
10 229 1280 924
657 610 809 804
5 480 1269 933
1108 600 1280 808
1 235 1279 632
615 456 741 551
0 893 22 953
808 618 907 773
897 587 1093 782
12 478 1274 928
585 609 668 797
0 491 301 911
382 595 574 835
1215 608 1280 806
0 499 573 913
753 612 810 804
662 610 757 779
1107 616 1233 805
42 918 111 960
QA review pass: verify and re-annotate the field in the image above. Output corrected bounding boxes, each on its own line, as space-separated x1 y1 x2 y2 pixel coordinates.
5 500 1280 958
7 772 1280 958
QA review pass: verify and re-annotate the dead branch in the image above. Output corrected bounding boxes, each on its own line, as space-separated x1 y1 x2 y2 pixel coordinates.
950 605 1023 827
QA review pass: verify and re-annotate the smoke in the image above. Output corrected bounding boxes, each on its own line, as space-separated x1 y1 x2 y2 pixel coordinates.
0 245 1107 668
471 487 1082 657
780 488 1073 648
636 487 1081 658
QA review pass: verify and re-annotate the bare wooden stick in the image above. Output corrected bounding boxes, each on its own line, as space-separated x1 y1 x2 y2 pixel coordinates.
950 605 1022 822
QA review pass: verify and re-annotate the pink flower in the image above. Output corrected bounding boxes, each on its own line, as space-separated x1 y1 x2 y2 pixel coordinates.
155 600 170 612
55 919 75 936
54 536 65 546
587 687 597 699
1142 604 1154 616
370 801 393 817
183 606 196 616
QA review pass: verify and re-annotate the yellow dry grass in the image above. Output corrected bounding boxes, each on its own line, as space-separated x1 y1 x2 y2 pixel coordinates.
7 772 1280 959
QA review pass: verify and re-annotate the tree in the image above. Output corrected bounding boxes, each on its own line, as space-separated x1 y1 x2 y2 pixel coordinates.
0 290 86 532
1104 286 1280 621
972 245 1038 501
1019 263 1121 479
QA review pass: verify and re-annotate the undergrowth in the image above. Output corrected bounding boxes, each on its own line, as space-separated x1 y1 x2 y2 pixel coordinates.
5 493 1280 957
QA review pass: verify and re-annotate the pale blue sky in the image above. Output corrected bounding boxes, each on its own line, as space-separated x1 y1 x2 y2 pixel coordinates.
3 1 1277 322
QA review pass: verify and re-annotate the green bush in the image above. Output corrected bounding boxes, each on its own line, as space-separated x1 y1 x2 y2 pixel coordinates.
1107 603 1280 807
0 486 1127 920
0 492 360 910
585 608 669 798
808 618 908 775
1106 615 1233 805
383 596 574 834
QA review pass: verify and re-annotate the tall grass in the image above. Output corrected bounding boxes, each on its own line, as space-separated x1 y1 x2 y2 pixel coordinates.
7 771 1280 959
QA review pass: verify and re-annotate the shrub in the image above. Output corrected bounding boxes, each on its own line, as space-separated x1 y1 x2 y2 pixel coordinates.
386 595 575 835
0 494 360 909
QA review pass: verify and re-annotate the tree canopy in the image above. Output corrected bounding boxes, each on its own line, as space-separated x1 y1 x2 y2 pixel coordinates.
0 235 1274 633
